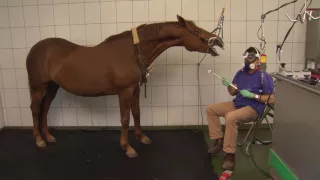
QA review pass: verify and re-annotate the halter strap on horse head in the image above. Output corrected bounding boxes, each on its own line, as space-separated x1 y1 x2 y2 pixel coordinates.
131 26 154 98
132 26 156 75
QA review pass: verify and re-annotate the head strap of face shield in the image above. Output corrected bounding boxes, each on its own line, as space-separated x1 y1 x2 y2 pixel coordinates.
243 46 260 60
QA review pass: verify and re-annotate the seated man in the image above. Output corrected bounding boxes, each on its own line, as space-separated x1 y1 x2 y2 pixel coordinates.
206 46 275 170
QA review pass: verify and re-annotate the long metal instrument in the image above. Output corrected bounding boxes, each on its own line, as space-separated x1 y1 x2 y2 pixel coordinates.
207 70 238 90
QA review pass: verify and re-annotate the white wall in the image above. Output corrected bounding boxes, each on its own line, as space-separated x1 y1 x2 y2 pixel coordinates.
0 65 4 129
311 0 320 8
0 0 307 127
0 101 4 129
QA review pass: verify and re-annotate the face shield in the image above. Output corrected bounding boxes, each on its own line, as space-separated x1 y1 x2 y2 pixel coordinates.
243 50 260 70
245 52 259 63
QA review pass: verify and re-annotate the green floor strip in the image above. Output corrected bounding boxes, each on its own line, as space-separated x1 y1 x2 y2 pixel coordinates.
269 149 298 180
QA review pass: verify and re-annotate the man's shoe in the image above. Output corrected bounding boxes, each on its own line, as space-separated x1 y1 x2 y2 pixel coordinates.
222 153 235 170
207 138 223 155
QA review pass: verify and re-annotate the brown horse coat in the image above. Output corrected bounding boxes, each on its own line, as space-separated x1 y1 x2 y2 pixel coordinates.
26 15 224 158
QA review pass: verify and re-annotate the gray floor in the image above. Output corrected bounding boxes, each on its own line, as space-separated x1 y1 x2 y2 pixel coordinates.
203 128 272 180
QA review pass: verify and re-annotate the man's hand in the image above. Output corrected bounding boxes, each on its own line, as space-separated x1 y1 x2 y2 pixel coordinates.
240 89 254 99
222 77 238 96
222 77 230 87
227 83 238 96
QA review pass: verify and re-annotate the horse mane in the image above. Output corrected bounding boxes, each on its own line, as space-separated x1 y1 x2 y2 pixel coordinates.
102 20 195 44
102 23 156 43
104 30 132 43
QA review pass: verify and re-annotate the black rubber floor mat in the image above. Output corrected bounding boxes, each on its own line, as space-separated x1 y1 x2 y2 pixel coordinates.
0 129 218 180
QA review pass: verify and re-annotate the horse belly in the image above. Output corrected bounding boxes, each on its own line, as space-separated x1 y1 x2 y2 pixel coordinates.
53 65 116 96
50 49 141 96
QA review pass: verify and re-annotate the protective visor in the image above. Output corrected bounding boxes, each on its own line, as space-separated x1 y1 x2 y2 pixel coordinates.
244 52 260 61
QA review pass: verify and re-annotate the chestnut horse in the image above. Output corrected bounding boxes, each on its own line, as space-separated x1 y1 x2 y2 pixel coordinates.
26 15 224 158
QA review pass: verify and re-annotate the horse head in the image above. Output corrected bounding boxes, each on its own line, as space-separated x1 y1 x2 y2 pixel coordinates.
176 15 224 56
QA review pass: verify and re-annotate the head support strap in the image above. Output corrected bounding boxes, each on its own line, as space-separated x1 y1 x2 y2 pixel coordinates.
132 27 140 45
243 46 260 60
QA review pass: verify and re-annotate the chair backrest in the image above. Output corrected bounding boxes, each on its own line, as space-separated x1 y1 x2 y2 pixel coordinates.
257 79 276 121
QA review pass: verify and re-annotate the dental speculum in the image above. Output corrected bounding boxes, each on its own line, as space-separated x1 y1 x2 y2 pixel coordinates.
207 70 238 90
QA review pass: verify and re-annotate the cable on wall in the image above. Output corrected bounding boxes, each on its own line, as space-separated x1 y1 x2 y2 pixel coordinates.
194 5 226 132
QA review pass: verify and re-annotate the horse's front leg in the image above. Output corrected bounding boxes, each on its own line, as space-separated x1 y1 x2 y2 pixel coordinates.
118 87 137 158
131 85 152 144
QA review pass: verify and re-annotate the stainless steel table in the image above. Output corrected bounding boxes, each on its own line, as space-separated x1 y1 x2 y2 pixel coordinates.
269 73 320 180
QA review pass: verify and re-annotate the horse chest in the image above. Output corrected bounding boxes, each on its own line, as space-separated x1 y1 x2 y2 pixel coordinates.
112 70 141 88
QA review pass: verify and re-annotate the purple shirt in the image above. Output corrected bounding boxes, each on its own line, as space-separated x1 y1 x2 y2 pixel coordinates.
232 69 274 116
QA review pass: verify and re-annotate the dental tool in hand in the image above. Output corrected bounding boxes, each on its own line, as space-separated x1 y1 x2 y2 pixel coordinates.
208 70 238 90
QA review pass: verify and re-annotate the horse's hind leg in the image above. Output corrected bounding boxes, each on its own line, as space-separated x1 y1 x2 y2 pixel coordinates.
131 85 151 144
118 87 138 158
41 81 60 143
30 87 46 147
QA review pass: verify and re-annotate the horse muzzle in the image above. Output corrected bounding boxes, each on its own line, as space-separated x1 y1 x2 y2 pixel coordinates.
206 37 224 56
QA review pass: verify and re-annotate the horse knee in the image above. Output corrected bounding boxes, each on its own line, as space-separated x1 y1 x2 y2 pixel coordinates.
30 90 45 112
121 117 130 128
131 107 140 116
30 101 40 115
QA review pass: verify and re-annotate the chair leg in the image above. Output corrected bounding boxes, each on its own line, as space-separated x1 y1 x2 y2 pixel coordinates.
240 105 275 156
237 122 255 147
265 117 273 132
245 139 252 156
244 122 260 156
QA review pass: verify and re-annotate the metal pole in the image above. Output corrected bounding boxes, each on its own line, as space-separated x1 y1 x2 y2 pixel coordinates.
207 70 238 90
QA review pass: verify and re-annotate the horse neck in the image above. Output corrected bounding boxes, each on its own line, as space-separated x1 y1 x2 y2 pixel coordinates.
138 22 183 67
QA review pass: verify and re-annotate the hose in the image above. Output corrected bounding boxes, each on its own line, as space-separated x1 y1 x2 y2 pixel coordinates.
193 53 208 133
249 116 274 179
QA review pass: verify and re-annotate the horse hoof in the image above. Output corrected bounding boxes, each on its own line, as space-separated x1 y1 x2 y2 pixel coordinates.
126 149 138 158
141 135 152 144
46 136 56 143
36 140 46 148
45 133 56 143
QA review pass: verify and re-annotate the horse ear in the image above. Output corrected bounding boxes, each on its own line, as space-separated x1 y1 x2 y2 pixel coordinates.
177 14 186 26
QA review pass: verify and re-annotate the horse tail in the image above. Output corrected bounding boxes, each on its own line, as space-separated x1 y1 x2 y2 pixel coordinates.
26 41 50 131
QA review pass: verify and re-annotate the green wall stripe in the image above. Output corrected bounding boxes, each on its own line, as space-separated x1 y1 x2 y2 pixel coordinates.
269 149 298 180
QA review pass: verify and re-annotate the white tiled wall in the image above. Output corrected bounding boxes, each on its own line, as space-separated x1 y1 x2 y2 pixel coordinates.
0 0 308 127
0 83 4 129
311 0 320 8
